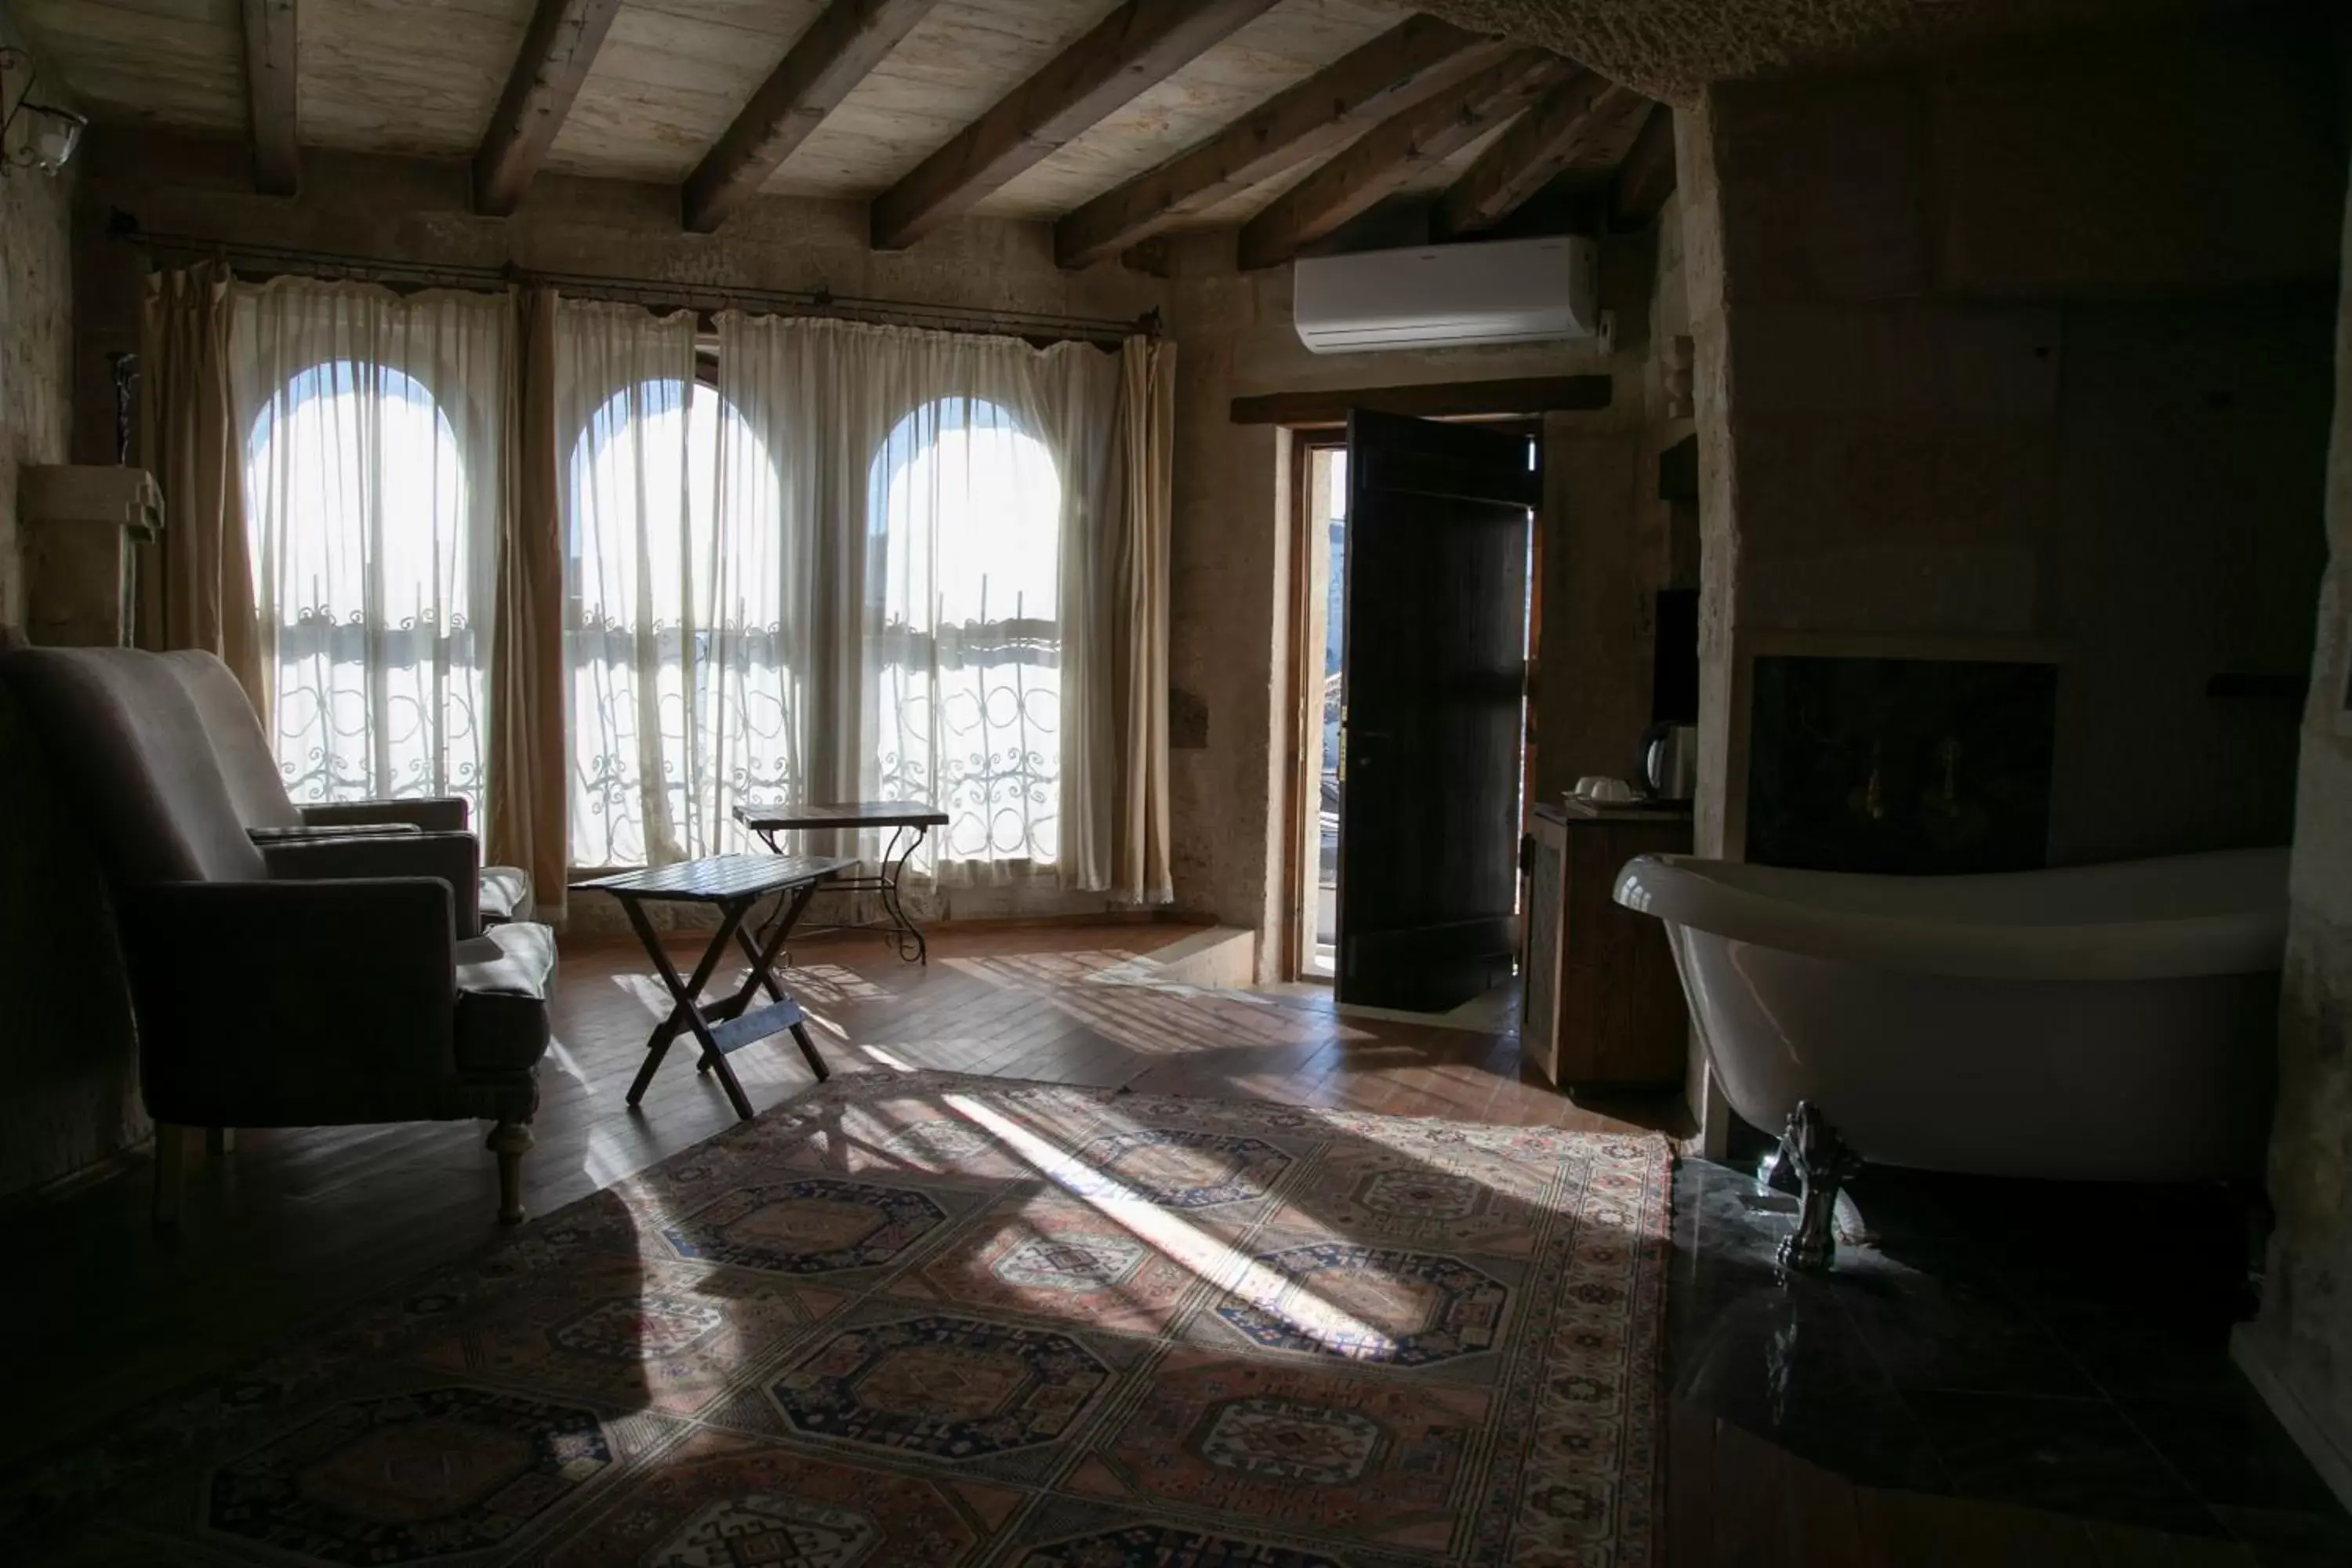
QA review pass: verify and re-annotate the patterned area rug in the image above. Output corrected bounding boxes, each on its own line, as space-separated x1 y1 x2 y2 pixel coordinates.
11 1073 1669 1566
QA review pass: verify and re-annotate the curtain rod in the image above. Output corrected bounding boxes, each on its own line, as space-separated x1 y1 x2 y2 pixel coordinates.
111 217 1160 347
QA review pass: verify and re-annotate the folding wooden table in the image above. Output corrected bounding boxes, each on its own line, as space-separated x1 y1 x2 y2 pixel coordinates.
572 854 851 1121
732 800 952 963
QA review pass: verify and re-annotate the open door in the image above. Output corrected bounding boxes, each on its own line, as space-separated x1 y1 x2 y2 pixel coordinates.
1335 408 1538 1011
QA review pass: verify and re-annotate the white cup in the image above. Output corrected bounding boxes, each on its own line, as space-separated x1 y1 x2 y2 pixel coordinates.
1574 776 1635 804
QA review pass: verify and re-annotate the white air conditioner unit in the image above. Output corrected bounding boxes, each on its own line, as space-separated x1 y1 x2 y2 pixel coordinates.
1293 235 1599 354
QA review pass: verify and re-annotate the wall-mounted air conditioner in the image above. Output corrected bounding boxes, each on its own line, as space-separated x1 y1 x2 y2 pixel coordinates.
1293 234 1599 354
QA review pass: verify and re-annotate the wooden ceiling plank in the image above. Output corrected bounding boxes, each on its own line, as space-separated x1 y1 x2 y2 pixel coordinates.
1438 72 1643 237
1612 102 1679 227
1236 49 1577 271
682 0 944 234
871 0 1281 252
474 0 626 217
241 0 299 195
1054 16 1514 270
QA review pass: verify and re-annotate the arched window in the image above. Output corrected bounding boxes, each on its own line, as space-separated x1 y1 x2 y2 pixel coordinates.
567 376 786 867
245 359 485 811
867 396 1062 875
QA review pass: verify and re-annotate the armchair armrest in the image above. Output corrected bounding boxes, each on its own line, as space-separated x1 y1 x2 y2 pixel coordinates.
250 822 422 842
303 796 470 833
260 831 483 937
118 879 461 1127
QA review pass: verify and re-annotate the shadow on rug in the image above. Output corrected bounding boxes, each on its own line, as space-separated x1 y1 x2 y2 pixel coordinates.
8 1072 1669 1566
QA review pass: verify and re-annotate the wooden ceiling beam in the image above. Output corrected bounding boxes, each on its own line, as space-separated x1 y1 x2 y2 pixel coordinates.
241 0 299 195
1437 72 1642 237
1611 103 1678 227
1236 49 1576 271
684 0 942 234
872 0 1280 251
474 0 626 217
1054 16 1513 270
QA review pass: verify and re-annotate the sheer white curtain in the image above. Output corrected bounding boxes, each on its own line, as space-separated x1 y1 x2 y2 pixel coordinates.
558 303 700 868
232 279 509 815
717 317 1120 890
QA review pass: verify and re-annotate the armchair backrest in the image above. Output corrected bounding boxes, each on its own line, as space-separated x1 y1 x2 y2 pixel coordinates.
162 651 303 831
0 648 269 886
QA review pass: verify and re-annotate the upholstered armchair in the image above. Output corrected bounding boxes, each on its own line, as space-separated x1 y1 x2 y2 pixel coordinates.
163 651 535 927
0 647 556 1226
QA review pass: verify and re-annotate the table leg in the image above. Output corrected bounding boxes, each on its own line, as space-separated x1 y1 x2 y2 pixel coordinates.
877 822 930 964
750 880 829 1081
697 878 829 1084
622 895 750 1110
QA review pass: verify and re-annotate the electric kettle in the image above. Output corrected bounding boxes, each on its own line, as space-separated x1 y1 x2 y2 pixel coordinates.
1640 722 1698 800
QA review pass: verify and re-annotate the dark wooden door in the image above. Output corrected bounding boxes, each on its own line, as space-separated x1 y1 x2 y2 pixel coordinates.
1336 409 1538 1011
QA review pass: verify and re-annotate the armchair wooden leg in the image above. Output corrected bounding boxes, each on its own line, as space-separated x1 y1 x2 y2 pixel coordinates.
205 1127 234 1155
487 1120 533 1225
153 1123 185 1227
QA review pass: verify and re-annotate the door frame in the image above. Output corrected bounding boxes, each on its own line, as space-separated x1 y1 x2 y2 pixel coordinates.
1276 416 1546 987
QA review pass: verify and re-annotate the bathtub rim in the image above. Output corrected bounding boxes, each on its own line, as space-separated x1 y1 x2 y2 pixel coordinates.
1612 848 2288 982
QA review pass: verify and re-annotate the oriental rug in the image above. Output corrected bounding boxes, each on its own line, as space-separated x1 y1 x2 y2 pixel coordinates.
8 1072 1668 1566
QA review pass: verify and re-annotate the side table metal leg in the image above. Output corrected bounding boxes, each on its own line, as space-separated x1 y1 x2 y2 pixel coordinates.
877 822 929 964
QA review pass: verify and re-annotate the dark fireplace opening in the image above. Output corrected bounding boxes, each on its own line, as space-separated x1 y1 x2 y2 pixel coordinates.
1746 655 2059 875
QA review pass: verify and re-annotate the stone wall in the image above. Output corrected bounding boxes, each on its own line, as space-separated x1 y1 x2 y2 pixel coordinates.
2238 159 2352 1504
0 20 143 1202
1 27 73 625
1160 224 1676 975
1677 16 2344 1133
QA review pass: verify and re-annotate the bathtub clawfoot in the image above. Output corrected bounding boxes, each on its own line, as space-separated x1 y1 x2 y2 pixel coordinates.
1777 1101 1863 1273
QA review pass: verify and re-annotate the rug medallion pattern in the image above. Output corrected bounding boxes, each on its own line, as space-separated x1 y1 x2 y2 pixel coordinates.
3 1073 1668 1566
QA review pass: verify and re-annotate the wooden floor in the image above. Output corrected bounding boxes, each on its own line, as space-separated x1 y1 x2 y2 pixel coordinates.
0 923 2283 1563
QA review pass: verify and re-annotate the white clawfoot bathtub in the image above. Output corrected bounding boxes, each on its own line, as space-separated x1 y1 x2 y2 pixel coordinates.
1613 848 2288 1182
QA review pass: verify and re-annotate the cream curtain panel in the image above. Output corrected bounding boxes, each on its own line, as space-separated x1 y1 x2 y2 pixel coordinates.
140 263 263 705
486 286 567 918
229 278 511 817
556 301 703 869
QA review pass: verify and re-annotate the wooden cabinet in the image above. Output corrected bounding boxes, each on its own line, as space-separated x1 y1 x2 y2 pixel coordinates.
1523 804 1692 1091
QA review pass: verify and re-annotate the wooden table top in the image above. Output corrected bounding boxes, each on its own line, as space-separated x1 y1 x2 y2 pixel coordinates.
733 800 951 830
571 854 854 903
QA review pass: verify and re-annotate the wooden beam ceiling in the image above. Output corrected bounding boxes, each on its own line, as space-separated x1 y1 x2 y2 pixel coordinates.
474 0 626 217
1054 16 1513 270
1612 103 1678 227
241 0 299 196
1236 49 1575 271
1437 72 1642 236
871 0 1281 252
683 0 943 234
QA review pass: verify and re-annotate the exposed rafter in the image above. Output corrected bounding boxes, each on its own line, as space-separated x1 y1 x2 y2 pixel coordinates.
1236 49 1575 270
1054 17 1513 270
1611 103 1678 227
474 0 626 217
1437 71 1643 236
241 0 299 195
871 0 1280 252
684 0 943 234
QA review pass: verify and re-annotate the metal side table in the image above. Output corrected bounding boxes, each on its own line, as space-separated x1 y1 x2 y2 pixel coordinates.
732 800 951 963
